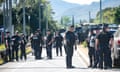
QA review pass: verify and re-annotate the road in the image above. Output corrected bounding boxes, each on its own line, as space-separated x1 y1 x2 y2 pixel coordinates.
0 48 119 72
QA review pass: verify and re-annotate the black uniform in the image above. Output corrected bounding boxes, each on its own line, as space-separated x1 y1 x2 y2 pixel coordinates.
65 31 76 68
38 32 43 58
20 35 27 60
88 33 96 67
32 34 41 59
97 31 113 69
11 35 20 61
30 35 34 55
5 35 12 61
55 34 63 56
46 34 53 59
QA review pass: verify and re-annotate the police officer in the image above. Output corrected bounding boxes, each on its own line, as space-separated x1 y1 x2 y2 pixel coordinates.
96 24 113 69
11 31 20 61
5 31 12 62
37 29 43 59
65 25 76 68
20 33 27 60
93 28 100 68
88 29 96 68
30 33 35 55
32 31 41 59
46 30 53 59
55 31 63 56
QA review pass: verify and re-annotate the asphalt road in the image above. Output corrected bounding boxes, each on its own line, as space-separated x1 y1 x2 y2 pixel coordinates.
0 48 119 72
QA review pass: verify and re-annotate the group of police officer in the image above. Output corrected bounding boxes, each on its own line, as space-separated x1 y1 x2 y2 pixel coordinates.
87 24 114 69
2 24 114 69
30 29 64 60
4 31 27 62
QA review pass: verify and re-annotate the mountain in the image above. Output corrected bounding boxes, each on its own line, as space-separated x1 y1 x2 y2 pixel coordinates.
63 0 120 22
49 0 120 22
49 0 79 19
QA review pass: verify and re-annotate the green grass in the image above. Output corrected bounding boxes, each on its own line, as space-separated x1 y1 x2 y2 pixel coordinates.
0 44 6 51
81 41 88 48
0 44 6 65
0 59 4 65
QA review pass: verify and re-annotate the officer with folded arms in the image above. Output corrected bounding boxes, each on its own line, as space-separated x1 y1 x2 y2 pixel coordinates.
65 25 76 69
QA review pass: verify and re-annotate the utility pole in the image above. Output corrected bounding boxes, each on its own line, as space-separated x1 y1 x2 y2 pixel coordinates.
100 0 102 24
72 15 74 26
61 16 63 25
9 0 12 35
3 2 5 29
89 11 91 23
5 0 9 31
39 0 41 30
22 0 26 35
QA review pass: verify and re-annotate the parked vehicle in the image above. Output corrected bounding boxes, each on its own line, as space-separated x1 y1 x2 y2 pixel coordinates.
112 29 120 67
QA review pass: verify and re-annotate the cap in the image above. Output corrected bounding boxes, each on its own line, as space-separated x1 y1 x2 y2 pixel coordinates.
37 29 40 31
70 25 74 28
6 31 10 33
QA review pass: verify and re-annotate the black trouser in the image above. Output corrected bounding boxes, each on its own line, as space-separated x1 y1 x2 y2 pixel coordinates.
34 45 41 59
56 45 62 56
40 46 42 58
93 50 100 67
20 45 27 60
88 47 95 66
46 45 52 59
99 46 112 68
66 45 74 67
6 45 12 61
12 45 19 61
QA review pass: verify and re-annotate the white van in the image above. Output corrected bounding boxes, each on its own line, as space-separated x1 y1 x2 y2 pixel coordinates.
112 29 120 67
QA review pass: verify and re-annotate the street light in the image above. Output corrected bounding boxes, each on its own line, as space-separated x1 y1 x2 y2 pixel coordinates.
89 11 91 23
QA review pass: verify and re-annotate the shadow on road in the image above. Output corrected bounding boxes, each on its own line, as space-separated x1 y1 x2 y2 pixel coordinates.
0 67 89 70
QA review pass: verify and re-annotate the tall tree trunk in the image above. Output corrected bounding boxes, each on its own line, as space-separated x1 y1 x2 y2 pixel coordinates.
22 0 26 35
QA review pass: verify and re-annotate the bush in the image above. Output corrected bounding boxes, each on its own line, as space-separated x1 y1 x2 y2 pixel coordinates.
82 41 88 48
0 44 6 51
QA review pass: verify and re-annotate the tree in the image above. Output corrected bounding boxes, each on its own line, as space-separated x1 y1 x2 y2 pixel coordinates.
61 16 71 27
94 6 120 24
0 0 57 33
114 6 120 24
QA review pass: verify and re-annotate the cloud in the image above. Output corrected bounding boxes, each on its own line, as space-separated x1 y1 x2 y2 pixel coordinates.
62 0 100 5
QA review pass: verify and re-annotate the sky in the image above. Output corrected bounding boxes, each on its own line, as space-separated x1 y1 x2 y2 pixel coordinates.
62 0 100 5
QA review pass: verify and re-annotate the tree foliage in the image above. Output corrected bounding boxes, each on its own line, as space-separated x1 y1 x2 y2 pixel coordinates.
94 6 120 24
0 0 57 33
61 16 71 27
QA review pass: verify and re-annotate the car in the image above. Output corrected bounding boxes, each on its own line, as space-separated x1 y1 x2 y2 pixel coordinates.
112 29 120 67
